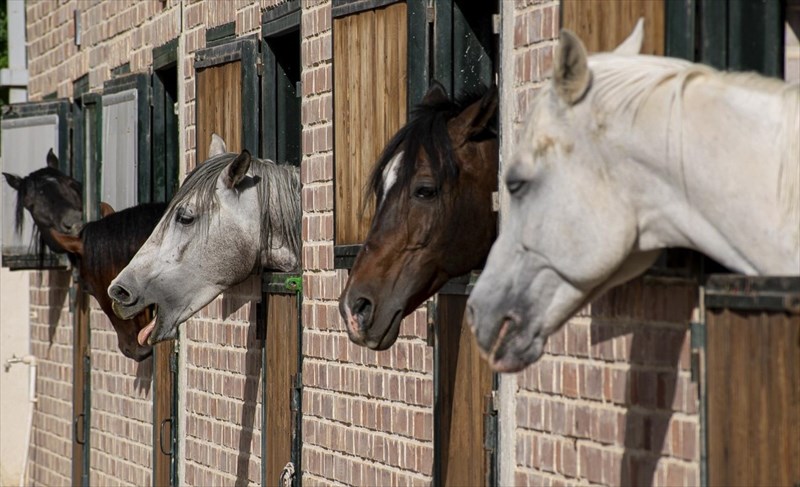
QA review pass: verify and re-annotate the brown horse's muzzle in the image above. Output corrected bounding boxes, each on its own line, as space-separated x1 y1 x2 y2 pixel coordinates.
339 286 404 351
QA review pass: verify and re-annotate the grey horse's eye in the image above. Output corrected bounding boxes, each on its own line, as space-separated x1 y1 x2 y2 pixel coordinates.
175 207 195 226
506 180 526 195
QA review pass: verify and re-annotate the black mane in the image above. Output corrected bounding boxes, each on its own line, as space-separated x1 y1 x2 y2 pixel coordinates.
79 202 167 274
368 87 493 203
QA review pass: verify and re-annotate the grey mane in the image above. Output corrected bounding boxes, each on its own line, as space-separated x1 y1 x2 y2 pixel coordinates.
160 153 301 270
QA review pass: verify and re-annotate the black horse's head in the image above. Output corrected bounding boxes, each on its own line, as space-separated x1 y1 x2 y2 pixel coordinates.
3 148 83 253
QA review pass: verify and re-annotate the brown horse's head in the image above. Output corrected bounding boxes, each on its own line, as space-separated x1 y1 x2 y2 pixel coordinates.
339 82 498 350
50 202 167 361
3 148 83 253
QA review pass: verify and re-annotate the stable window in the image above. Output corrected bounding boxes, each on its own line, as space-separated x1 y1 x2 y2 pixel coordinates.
332 0 428 265
101 74 151 210
1 100 72 269
194 36 260 164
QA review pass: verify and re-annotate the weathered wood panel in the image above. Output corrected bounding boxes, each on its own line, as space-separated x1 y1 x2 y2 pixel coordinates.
196 60 243 166
562 0 664 55
706 309 800 487
153 341 174 487
333 2 407 245
72 287 90 486
264 293 299 485
437 295 494 486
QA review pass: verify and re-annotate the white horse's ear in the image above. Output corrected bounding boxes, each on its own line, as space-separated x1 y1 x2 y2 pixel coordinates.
223 150 252 189
208 133 228 157
46 148 59 168
554 29 591 105
614 18 645 55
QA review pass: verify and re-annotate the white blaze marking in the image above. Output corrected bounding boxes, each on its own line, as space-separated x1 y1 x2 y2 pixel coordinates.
381 151 403 205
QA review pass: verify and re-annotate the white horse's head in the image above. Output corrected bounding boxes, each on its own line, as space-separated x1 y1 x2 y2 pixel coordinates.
108 134 300 345
467 23 663 372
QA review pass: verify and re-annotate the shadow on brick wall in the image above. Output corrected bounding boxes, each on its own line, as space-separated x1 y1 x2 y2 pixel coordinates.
591 277 698 486
134 354 153 393
46 270 71 345
235 302 261 486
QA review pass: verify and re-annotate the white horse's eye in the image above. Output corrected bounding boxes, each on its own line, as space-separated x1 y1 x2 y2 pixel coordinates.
506 180 526 195
175 208 195 226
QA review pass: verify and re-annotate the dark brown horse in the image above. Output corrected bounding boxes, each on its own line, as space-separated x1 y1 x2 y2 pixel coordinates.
50 202 167 361
3 148 83 254
339 82 498 350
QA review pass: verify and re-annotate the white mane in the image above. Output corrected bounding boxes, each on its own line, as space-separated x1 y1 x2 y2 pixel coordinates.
587 53 800 236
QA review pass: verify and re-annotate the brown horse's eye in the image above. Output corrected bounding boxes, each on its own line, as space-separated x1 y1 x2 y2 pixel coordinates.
413 186 438 200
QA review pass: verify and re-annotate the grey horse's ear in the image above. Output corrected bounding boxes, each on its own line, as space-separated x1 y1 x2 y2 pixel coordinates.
614 18 644 55
2 172 22 190
223 150 252 189
422 80 449 105
208 133 227 158
554 29 591 105
46 148 59 168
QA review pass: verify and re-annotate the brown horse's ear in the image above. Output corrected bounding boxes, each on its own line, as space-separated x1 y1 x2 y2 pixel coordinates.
49 228 84 255
422 80 449 105
223 150 252 189
46 148 59 169
2 172 22 190
452 86 498 143
554 29 591 105
99 202 115 218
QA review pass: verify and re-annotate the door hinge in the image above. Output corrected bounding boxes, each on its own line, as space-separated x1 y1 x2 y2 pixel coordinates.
256 57 264 77
426 298 437 347
426 6 434 23
492 14 501 35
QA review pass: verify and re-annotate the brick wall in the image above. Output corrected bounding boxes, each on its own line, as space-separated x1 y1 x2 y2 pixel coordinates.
88 297 153 486
182 277 264 486
27 270 73 486
299 1 435 484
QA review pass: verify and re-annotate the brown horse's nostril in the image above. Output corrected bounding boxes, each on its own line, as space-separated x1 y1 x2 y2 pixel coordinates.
351 297 373 330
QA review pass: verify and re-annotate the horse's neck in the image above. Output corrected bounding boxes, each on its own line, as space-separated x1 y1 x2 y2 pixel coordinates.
255 162 301 272
621 77 800 274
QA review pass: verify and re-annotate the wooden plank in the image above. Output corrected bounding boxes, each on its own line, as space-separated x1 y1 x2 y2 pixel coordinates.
196 60 243 166
706 309 800 487
153 341 174 487
437 295 493 486
265 294 299 484
333 2 407 245
72 287 90 486
561 0 665 55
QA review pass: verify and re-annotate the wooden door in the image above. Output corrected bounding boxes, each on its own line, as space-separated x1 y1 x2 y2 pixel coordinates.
562 0 665 55
71 286 91 487
153 342 176 487
333 2 408 245
196 61 243 164
260 274 302 486
704 276 800 487
436 294 495 486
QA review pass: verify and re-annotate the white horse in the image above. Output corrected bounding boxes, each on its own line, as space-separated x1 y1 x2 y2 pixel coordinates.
108 134 301 345
467 22 800 372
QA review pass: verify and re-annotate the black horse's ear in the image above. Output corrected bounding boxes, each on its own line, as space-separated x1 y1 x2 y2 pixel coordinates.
2 172 22 190
224 150 252 189
46 148 59 169
422 80 449 105
453 85 498 143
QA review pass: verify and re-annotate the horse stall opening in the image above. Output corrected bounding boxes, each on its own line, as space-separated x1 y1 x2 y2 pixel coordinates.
1 100 72 269
701 276 800 487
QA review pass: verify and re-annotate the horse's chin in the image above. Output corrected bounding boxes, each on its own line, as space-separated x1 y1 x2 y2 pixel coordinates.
365 310 403 351
144 310 180 346
487 332 546 373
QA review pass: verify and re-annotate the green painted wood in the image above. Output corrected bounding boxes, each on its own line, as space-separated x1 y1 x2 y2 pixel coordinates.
665 0 696 60
728 0 783 77
699 0 726 69
407 0 430 110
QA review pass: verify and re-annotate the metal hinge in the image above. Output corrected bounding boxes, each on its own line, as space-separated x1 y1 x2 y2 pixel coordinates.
426 6 434 23
426 298 437 347
256 57 264 77
491 191 499 212
492 14 501 35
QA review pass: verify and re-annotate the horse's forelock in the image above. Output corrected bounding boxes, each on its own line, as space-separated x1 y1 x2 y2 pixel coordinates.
368 89 490 204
